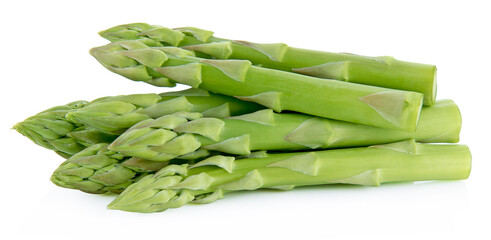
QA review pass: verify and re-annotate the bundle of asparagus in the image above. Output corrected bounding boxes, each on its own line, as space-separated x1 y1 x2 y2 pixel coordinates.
14 23 471 213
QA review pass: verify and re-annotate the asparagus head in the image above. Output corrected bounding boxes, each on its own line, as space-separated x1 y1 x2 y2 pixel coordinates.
51 143 168 194
14 89 263 158
13 101 89 158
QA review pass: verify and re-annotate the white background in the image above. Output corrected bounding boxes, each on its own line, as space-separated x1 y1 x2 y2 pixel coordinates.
1 0 489 239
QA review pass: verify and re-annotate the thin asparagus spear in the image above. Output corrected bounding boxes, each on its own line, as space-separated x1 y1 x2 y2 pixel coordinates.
100 23 437 105
108 140 471 213
90 40 424 130
108 99 461 161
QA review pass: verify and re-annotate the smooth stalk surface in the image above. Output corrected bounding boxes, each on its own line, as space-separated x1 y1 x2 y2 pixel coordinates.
100 23 437 105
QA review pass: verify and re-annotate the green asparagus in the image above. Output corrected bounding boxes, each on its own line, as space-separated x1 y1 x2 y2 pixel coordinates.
108 140 471 213
100 23 437 105
108 99 461 161
90 40 424 130
14 89 264 158
11 24 472 215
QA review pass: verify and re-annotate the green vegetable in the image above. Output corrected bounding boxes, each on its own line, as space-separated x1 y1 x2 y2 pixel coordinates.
11 24 471 215
108 140 471 213
14 89 263 158
108 99 461 161
90 40 424 130
100 23 437 105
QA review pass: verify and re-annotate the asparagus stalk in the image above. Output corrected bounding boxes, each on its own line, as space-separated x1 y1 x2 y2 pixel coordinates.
14 89 264 158
108 140 471 213
100 23 437 105
90 40 424 130
108 99 461 162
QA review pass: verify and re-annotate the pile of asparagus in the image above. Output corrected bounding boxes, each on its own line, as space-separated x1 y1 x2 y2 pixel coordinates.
14 23 471 213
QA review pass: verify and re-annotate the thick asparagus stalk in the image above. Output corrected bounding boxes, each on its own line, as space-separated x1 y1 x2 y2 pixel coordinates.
100 23 437 105
14 89 263 158
108 140 471 213
90 40 424 130
108 99 461 161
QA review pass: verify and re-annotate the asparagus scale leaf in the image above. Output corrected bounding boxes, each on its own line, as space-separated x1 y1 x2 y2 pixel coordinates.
100 23 437 105
90 40 424 130
108 140 471 213
108 99 461 162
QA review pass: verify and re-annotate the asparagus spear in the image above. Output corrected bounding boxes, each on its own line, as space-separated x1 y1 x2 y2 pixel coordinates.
108 99 461 161
90 40 424 130
108 140 471 213
100 23 437 105
14 89 264 158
